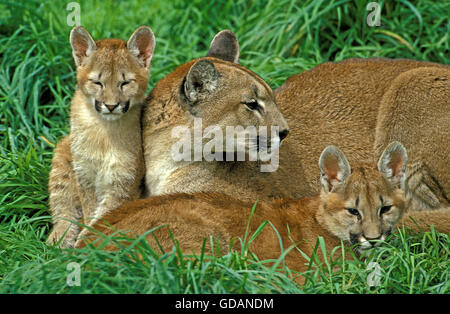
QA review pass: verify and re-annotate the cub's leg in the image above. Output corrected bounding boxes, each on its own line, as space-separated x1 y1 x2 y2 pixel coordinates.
74 163 144 248
47 136 83 247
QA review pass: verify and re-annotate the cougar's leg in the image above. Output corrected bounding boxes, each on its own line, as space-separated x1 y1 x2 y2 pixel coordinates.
47 136 83 248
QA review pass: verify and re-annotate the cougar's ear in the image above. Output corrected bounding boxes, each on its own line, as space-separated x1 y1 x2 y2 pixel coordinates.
70 26 97 67
127 26 156 70
206 30 240 64
184 59 220 103
319 145 351 193
377 142 408 188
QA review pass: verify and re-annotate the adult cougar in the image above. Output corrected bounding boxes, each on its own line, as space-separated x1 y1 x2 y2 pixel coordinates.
142 30 289 200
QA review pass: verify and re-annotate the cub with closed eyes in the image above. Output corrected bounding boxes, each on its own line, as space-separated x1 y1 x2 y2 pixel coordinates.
47 26 156 247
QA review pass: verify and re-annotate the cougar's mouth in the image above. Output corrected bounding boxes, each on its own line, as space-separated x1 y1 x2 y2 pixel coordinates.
94 99 102 112
350 230 392 254
94 100 131 119
122 100 130 113
247 135 280 155
350 232 375 252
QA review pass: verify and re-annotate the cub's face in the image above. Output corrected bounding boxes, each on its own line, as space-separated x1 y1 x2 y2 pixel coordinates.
320 166 406 253
317 143 408 254
70 26 155 121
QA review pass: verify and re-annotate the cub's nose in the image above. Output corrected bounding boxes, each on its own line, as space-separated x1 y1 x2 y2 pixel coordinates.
105 104 119 112
364 234 382 244
279 129 289 142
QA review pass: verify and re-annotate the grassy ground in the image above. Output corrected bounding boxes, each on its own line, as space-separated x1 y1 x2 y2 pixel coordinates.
0 0 449 293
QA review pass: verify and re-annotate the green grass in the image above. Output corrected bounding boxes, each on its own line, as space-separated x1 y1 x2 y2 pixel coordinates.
0 0 449 293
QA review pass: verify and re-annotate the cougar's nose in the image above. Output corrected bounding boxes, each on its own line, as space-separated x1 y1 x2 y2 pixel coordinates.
279 129 289 142
105 103 119 112
364 233 382 243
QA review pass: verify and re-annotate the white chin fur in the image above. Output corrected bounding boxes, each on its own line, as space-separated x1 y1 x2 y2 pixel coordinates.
359 237 373 250
357 235 386 254
100 113 123 121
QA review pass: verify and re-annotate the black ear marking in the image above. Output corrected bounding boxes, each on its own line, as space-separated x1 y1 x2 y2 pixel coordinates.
184 59 220 104
206 30 240 64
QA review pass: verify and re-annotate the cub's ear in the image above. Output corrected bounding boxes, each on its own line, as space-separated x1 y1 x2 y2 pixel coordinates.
377 141 408 188
70 26 97 67
206 30 240 64
127 26 156 70
319 145 351 193
184 59 220 103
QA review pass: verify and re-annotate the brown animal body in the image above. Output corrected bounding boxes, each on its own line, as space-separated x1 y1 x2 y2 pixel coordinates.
47 26 155 247
78 143 449 283
142 30 289 201
374 66 450 210
142 31 448 209
275 58 450 209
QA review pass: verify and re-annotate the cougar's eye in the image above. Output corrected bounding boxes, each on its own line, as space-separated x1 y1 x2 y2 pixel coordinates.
245 99 263 113
91 80 103 88
380 205 392 215
120 81 130 89
347 208 361 219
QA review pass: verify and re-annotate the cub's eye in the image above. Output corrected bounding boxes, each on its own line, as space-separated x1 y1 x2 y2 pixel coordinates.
120 81 130 89
91 81 103 88
244 100 263 113
347 208 361 218
380 205 392 215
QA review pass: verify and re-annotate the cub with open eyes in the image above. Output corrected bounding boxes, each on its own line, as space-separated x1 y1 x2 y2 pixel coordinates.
78 142 450 278
47 26 156 248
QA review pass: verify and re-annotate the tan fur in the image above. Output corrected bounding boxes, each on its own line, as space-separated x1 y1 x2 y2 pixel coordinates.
374 67 450 210
142 55 289 200
47 26 155 247
77 145 450 283
274 58 449 208
143 33 448 208
75 164 403 284
399 208 450 233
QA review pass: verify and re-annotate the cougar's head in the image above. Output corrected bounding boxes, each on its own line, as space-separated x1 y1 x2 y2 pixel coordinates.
70 26 155 121
317 142 408 254
180 30 289 159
